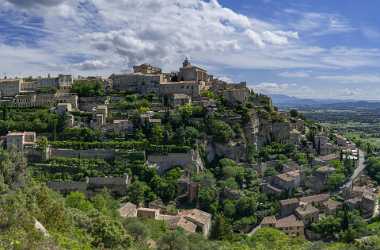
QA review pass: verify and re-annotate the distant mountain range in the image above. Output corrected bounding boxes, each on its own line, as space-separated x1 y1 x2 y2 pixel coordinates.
269 94 380 109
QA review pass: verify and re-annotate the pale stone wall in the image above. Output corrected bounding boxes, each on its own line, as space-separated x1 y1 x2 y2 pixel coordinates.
0 79 22 97
50 148 115 160
111 73 162 94
159 81 205 98
147 150 204 173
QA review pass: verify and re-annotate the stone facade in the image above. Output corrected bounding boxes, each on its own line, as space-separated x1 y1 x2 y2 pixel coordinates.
159 81 205 99
261 215 304 238
11 93 78 109
133 64 162 74
6 131 36 151
38 74 73 89
178 58 208 82
110 73 162 94
280 198 300 217
0 79 22 97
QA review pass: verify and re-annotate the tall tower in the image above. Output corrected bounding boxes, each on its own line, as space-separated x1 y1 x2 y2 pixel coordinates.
183 57 191 67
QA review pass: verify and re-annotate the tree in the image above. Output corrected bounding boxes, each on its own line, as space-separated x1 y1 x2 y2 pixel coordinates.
65 192 94 213
208 119 234 143
151 124 164 144
311 215 342 240
126 181 152 205
124 219 150 242
289 109 299 118
211 214 232 240
157 230 189 250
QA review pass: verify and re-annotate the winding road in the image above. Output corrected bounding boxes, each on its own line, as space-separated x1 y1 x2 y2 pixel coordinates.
340 149 366 192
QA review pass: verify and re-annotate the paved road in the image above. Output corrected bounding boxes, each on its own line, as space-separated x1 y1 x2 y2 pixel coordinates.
341 149 366 191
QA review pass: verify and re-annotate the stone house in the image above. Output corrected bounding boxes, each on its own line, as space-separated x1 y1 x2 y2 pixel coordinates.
299 193 330 207
280 198 300 217
6 131 36 151
322 199 343 215
272 170 301 193
261 215 304 238
179 209 212 237
119 202 137 218
168 93 191 107
295 203 319 226
137 208 160 219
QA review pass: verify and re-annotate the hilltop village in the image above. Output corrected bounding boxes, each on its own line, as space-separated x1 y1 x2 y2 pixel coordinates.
0 59 379 249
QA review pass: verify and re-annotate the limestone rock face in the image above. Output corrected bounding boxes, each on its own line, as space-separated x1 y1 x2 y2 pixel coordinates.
206 140 247 162
256 117 292 147
243 110 259 147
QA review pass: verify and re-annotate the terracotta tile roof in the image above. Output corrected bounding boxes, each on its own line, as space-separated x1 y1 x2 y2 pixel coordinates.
300 193 330 204
275 215 304 228
280 198 299 206
261 216 276 225
119 202 137 218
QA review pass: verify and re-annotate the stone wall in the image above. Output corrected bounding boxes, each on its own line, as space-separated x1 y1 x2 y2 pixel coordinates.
147 150 204 173
49 148 115 160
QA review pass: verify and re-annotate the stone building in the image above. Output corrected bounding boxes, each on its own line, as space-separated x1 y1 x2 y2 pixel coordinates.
261 215 304 237
295 203 319 226
159 81 206 99
179 209 212 237
12 93 78 109
56 103 72 115
6 131 36 151
280 198 300 217
322 199 343 215
271 170 301 193
178 58 208 82
38 74 73 89
110 73 163 94
222 84 250 105
168 93 192 107
119 202 137 218
133 64 162 74
299 193 330 207
137 208 160 219
0 79 22 97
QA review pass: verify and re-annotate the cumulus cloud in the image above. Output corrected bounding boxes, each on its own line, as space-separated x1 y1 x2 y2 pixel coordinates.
5 0 65 7
0 0 302 74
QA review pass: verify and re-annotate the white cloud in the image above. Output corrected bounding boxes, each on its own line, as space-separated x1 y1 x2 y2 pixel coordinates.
251 82 296 93
317 74 380 83
278 71 310 78
0 0 300 75
286 9 355 36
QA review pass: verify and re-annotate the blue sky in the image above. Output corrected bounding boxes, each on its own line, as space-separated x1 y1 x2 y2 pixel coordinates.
1 0 380 100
